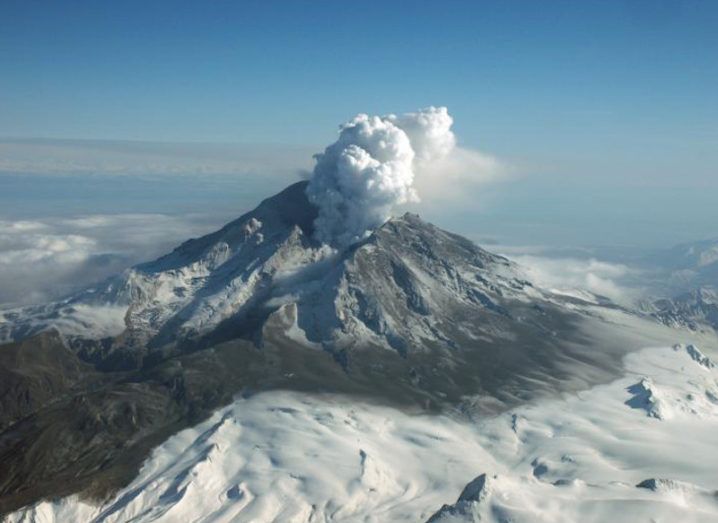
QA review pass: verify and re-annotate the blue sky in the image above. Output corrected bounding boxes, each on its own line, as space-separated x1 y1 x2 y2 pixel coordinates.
2 0 716 146
1 0 717 249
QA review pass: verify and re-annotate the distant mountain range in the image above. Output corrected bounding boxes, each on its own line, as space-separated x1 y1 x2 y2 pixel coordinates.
637 238 718 332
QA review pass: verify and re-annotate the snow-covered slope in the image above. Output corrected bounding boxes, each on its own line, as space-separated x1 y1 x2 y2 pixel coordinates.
427 342 718 523
0 182 323 348
9 342 718 523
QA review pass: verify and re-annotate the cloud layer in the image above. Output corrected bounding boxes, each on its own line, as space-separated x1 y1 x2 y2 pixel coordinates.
0 214 221 306
509 254 637 304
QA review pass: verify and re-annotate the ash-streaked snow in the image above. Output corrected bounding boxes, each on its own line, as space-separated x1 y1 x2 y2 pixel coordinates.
10 342 718 523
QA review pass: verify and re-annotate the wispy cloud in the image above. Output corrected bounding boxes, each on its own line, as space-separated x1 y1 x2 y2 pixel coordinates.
412 146 509 205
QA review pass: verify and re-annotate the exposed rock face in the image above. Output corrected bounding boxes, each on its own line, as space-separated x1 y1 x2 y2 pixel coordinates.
427 473 495 522
650 287 718 332
0 331 94 430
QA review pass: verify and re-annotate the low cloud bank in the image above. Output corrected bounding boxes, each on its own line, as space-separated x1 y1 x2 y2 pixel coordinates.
0 214 220 306
508 253 639 305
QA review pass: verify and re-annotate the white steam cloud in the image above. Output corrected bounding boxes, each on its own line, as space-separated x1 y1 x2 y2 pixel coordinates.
305 107 457 247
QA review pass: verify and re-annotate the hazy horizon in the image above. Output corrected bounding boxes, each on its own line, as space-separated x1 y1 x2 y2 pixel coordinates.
1 135 716 250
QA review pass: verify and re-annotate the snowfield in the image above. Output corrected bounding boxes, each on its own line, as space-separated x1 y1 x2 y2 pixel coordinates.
8 342 718 523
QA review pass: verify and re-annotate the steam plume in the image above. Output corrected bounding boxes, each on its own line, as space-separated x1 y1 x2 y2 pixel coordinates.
306 106 455 247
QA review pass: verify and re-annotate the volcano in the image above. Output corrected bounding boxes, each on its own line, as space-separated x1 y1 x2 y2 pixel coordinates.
0 182 682 516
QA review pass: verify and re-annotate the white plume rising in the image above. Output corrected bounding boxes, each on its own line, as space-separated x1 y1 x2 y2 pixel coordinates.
306 106 455 247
